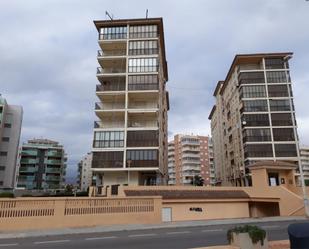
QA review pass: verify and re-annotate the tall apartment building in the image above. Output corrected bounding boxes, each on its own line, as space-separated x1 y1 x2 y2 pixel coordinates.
300 147 309 183
168 134 215 186
0 95 23 189
209 53 301 186
91 18 169 186
17 139 67 190
77 152 93 191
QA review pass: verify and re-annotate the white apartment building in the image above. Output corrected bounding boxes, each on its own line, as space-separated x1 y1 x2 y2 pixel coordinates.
77 152 93 191
91 18 169 186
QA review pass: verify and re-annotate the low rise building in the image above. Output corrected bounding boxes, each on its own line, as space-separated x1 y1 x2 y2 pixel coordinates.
0 95 23 189
17 139 67 190
77 152 93 191
168 134 215 186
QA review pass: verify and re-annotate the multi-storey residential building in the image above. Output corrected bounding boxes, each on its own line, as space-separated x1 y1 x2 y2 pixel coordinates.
167 134 214 186
0 95 23 189
77 152 93 191
300 147 309 183
91 18 169 186
17 139 67 190
209 53 301 186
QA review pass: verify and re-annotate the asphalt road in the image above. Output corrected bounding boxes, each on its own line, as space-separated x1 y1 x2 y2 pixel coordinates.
0 220 304 249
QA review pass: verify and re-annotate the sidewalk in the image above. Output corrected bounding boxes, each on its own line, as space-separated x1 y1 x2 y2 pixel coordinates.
0 216 307 239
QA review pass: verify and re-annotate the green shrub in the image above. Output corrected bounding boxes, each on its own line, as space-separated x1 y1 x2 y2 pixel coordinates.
227 225 266 246
305 179 309 186
0 192 14 198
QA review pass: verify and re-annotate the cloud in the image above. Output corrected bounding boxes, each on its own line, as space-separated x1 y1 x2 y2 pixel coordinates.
0 0 309 182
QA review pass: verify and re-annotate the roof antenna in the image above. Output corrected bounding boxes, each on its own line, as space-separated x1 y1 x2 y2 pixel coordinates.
146 9 148 19
105 11 113 20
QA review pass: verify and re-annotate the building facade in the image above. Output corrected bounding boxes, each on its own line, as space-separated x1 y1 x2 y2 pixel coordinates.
168 134 215 186
300 147 309 183
209 53 301 186
77 152 93 191
17 139 67 190
0 95 23 189
91 18 169 186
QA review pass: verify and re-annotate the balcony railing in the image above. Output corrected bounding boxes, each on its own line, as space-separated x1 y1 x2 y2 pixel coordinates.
95 102 125 110
47 151 62 157
45 176 61 181
45 167 61 173
45 159 62 165
21 150 38 156
96 83 125 92
128 103 158 110
20 158 38 164
94 121 125 129
18 175 36 181
126 160 158 168
19 166 38 173
128 83 159 91
97 50 126 57
97 67 126 74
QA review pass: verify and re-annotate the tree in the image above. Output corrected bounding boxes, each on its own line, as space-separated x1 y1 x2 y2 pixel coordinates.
192 175 204 186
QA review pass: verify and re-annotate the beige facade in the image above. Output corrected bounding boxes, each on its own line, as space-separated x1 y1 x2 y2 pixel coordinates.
168 134 215 185
0 95 23 189
77 152 93 191
209 53 301 186
91 18 169 186
300 146 309 182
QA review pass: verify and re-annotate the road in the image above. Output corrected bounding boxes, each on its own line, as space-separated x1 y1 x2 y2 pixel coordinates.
0 220 304 249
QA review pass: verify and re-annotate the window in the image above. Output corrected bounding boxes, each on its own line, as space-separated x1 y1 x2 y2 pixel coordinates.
243 128 271 142
92 151 123 168
268 85 289 97
129 40 158 55
128 58 158 73
242 114 270 126
126 150 158 167
240 85 266 98
266 71 290 83
238 72 265 85
275 144 297 157
244 144 273 158
243 100 268 112
273 128 295 141
129 25 158 38
0 166 5 170
127 130 159 147
0 151 7 156
4 123 11 128
128 75 158 90
271 113 293 126
2 137 9 142
99 26 127 40
269 99 291 111
93 131 124 148
265 58 286 69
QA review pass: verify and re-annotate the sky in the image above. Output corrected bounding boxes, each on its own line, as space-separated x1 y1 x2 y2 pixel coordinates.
1 0 309 182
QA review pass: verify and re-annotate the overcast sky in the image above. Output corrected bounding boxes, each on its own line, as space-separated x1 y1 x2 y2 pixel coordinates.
1 0 308 182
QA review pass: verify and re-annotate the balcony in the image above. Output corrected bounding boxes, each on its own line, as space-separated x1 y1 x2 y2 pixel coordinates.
20 158 38 164
128 83 159 91
128 92 159 112
128 113 158 130
94 120 125 129
19 166 38 173
127 130 159 147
